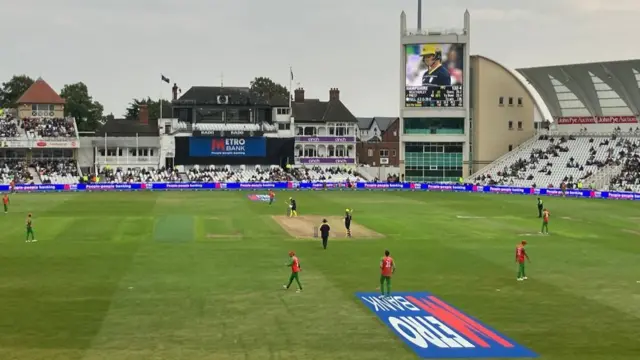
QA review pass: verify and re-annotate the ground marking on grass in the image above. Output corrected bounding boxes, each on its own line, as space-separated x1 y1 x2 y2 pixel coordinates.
456 215 486 219
622 229 640 236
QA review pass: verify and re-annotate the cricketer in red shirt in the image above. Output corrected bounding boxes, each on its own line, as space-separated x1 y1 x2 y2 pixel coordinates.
380 250 395 297
516 240 530 281
2 193 9 213
268 190 275 205
541 209 550 234
283 251 302 292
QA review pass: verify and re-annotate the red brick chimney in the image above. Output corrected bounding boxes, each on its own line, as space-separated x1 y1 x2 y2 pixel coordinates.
172 83 178 101
329 88 340 101
294 88 305 103
139 104 149 124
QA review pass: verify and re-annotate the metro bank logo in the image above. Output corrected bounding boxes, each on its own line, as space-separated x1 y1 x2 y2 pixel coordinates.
357 292 537 358
210 138 246 155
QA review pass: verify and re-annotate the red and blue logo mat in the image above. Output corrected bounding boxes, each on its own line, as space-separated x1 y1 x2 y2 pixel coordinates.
247 194 271 202
356 292 537 358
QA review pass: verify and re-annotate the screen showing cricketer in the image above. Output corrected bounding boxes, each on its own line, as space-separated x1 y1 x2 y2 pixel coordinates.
189 137 267 157
357 292 537 358
405 43 464 108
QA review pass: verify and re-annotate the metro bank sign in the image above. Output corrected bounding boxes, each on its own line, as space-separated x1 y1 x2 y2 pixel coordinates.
357 292 537 358
188 137 266 157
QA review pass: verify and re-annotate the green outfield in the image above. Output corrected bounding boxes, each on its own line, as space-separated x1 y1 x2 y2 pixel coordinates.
0 191 638 360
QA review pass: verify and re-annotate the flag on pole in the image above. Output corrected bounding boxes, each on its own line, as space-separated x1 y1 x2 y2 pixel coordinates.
290 67 294 81
161 75 170 84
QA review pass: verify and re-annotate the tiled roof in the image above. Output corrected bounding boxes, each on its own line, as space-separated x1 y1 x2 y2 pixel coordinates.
17 78 65 104
95 118 159 137
176 86 287 106
292 99 357 123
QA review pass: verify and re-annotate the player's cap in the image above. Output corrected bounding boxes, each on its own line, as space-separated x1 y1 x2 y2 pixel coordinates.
288 251 295 256
345 208 350 212
322 218 327 223
289 197 293 200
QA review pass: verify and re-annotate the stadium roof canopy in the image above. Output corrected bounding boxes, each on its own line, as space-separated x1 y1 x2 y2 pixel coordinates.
517 60 640 119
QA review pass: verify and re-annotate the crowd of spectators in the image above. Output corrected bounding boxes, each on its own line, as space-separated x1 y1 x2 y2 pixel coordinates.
609 138 640 191
0 115 19 137
34 160 79 184
0 160 34 184
22 118 76 138
100 167 181 183
188 165 291 182
291 166 364 182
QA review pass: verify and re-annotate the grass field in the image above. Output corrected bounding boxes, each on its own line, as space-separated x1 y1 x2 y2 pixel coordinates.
0 190 639 360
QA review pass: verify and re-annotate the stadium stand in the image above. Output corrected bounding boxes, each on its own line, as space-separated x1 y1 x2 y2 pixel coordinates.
188 165 291 182
0 160 33 184
0 114 19 138
471 130 640 190
34 160 79 184
292 166 365 182
99 167 182 183
22 117 76 138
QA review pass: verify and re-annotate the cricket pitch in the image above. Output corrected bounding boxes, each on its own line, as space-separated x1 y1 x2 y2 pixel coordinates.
271 215 384 240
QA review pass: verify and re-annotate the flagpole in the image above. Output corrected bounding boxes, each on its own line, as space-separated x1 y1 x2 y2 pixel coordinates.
289 66 293 109
160 77 163 120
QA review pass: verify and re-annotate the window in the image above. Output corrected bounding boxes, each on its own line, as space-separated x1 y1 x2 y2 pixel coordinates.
392 150 397 157
508 97 513 106
380 149 389 157
499 97 504 106
517 121 523 130
508 144 513 151
276 108 290 115
278 123 290 130
367 149 373 157
517 97 523 106
508 121 513 129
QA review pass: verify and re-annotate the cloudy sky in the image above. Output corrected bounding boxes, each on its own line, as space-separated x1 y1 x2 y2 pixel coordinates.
1 0 640 118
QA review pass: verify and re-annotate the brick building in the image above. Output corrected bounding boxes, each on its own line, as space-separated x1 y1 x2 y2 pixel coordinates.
356 117 399 166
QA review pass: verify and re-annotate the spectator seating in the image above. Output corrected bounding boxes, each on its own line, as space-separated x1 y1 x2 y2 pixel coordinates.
34 160 79 184
0 160 33 184
100 167 181 183
188 165 290 182
193 123 277 133
0 115 19 138
471 132 640 189
22 118 76 138
291 166 364 182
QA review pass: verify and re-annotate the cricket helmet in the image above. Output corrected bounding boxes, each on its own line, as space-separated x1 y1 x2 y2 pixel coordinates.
420 44 442 61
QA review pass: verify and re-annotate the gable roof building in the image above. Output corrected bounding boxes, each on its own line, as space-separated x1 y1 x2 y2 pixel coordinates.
291 88 357 123
356 116 398 141
175 86 288 107
17 77 65 104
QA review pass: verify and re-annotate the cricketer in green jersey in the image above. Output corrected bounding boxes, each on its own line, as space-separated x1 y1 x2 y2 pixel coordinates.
283 251 302 292
26 213 36 243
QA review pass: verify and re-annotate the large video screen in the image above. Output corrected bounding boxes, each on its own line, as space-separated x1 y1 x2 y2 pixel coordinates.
405 43 464 108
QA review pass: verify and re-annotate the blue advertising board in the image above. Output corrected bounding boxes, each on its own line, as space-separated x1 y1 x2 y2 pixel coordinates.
189 137 267 157
2 181 640 201
357 292 537 358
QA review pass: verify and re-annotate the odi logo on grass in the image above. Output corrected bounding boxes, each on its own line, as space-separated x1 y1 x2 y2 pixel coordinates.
247 194 271 202
357 292 537 358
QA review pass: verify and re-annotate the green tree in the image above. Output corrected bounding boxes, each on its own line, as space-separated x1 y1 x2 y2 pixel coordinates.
0 75 35 108
124 97 169 121
250 77 290 102
59 82 104 132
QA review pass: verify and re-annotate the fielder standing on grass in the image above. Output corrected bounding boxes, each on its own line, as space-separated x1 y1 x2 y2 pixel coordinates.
319 219 330 249
537 197 544 218
3 193 9 214
516 240 530 281
541 208 550 234
25 213 36 243
283 251 302 292
380 250 395 297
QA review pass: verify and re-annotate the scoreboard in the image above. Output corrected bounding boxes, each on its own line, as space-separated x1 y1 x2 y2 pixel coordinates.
405 85 463 108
